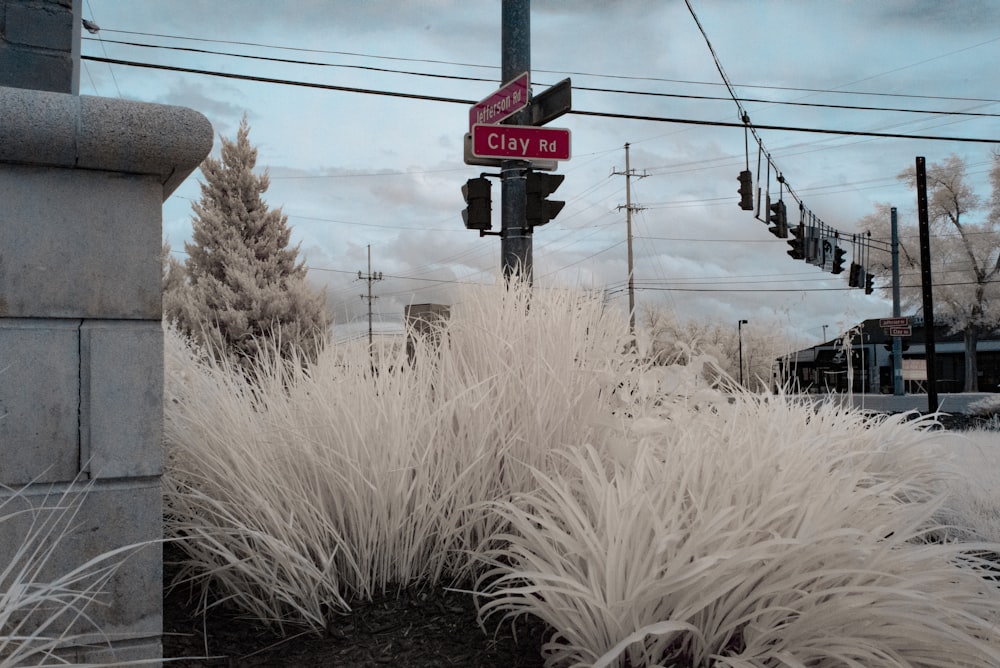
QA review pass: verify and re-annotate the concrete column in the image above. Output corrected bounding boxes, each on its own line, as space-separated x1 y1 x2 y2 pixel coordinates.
0 84 211 663
0 0 81 93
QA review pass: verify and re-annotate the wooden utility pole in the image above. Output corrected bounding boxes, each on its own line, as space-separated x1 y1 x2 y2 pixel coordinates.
359 244 383 352
915 157 938 413
613 143 646 337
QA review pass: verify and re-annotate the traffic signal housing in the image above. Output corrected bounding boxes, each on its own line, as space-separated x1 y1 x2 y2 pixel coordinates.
462 177 492 231
786 223 805 260
526 170 565 228
865 273 875 295
848 262 863 288
768 199 788 239
738 170 753 210
831 246 846 274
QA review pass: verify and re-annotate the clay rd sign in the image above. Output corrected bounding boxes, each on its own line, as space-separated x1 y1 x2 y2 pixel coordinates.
469 72 529 128
471 124 571 161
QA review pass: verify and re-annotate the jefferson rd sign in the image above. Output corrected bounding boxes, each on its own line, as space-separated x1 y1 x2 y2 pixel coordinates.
471 124 571 161
469 72 529 127
879 317 909 328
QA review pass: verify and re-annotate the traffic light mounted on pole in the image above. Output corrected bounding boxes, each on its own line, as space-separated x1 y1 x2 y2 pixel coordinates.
786 223 805 259
462 176 492 231
738 170 753 211
525 170 565 229
865 272 875 295
831 246 846 274
767 199 788 239
848 262 863 288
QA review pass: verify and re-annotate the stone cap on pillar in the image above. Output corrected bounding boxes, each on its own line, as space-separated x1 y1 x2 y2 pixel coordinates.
0 86 212 198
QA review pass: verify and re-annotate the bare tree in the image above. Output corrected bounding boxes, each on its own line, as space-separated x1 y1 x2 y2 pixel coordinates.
642 306 798 392
859 153 1000 391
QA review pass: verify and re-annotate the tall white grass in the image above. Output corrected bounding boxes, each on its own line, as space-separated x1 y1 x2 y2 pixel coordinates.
933 429 1000 544
164 279 1000 665
474 393 1000 667
0 478 151 667
163 282 633 631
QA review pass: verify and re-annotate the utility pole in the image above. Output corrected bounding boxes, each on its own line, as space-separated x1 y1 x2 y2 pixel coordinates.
358 244 383 353
738 319 749 387
890 206 904 396
613 142 647 337
915 157 938 413
500 0 531 281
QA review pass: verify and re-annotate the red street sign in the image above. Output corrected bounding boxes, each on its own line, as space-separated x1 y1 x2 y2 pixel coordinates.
471 124 571 161
889 326 912 337
879 317 908 328
469 72 529 128
463 133 558 171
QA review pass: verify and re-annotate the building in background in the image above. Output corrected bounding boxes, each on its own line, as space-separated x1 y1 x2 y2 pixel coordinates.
776 318 1000 394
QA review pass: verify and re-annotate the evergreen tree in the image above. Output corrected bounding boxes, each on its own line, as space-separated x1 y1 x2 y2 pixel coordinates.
165 115 330 368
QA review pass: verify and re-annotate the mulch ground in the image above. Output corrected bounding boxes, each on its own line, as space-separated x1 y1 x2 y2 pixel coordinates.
161 551 548 667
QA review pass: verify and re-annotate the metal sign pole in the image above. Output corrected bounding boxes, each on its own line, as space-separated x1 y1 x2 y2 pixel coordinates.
501 0 531 281
891 207 904 396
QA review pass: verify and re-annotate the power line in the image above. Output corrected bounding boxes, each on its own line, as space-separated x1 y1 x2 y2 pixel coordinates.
83 1 122 97
81 55 1000 144
95 28 1000 106
83 37 1000 120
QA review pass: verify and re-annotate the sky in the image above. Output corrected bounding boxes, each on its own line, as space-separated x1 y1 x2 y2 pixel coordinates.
78 0 1000 345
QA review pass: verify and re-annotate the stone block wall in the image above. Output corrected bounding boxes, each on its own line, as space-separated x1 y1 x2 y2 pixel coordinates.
0 0 80 93
0 86 211 664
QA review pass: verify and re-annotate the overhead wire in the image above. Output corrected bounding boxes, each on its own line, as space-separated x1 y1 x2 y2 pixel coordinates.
95 28 1000 106
80 56 1000 145
82 36 1000 120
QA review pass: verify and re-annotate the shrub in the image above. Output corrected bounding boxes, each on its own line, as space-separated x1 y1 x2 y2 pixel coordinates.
967 394 1000 420
164 281 1000 666
473 393 1000 667
163 282 633 632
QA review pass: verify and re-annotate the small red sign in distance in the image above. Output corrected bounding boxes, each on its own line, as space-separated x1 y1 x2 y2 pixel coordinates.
888 326 912 337
469 72 529 128
471 124 571 161
879 317 908 328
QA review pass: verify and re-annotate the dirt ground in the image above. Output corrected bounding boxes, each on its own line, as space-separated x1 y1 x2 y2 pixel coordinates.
161 555 548 667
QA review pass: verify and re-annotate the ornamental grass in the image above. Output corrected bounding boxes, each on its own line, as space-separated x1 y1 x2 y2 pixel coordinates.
163 280 1000 666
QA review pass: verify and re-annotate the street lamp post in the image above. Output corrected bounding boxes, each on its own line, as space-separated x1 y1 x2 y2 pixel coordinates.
738 319 748 387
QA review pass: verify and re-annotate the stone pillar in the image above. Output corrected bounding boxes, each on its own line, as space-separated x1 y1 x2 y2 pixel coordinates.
0 45 211 668
0 0 81 93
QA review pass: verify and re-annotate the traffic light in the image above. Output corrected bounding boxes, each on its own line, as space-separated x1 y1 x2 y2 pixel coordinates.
738 170 753 210
865 273 875 295
526 170 565 228
831 246 846 274
786 223 805 260
462 177 492 231
848 262 863 288
768 199 788 239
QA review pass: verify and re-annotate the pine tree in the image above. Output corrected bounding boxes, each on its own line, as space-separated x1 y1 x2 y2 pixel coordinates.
165 115 330 369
